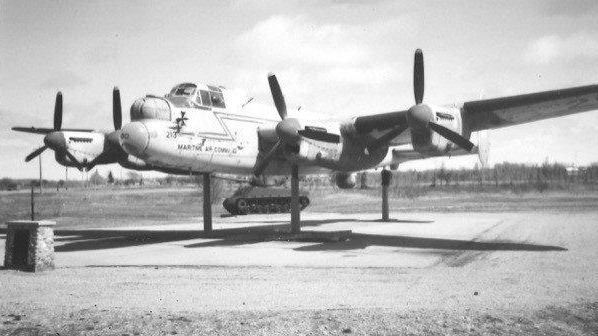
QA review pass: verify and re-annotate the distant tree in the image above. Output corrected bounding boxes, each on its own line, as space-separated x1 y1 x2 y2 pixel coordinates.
107 171 115 184
89 170 106 185
437 163 451 186
164 174 175 185
125 171 141 186
0 178 17 191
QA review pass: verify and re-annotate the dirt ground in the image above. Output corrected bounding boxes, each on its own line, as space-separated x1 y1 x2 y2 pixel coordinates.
1 194 598 335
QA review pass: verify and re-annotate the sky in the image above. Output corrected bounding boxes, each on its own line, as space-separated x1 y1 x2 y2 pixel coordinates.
2 0 598 180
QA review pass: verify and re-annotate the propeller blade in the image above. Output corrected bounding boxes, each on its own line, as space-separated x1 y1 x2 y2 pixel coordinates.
25 146 48 162
113 87 122 130
413 49 424 104
366 123 409 154
429 122 474 152
54 91 63 130
64 150 82 168
253 140 283 177
267 73 287 120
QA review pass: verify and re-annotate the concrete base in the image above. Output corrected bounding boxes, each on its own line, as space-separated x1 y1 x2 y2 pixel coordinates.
4 220 55 272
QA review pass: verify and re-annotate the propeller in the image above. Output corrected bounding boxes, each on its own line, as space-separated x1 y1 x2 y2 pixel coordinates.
252 74 299 177
365 49 474 153
406 49 474 152
254 74 343 175
259 74 302 229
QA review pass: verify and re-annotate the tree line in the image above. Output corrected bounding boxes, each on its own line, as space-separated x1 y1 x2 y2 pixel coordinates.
2 161 598 196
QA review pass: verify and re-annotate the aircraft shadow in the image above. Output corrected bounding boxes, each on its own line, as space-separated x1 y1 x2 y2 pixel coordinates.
292 233 567 252
9 217 563 254
46 217 432 252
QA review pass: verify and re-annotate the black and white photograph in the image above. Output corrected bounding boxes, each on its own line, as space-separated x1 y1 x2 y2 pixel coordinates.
1 0 598 334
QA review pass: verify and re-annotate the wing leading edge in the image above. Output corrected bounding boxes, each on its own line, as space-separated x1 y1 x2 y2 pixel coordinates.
463 84 598 132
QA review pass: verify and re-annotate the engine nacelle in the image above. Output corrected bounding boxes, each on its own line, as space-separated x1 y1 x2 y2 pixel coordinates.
411 105 467 156
334 172 356 189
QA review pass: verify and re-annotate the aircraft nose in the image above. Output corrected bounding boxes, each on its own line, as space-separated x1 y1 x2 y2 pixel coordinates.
119 121 150 157
43 131 66 150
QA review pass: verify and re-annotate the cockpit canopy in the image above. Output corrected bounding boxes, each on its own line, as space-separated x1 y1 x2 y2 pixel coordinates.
166 82 226 109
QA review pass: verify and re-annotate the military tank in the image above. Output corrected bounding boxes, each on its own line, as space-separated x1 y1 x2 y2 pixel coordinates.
223 186 310 215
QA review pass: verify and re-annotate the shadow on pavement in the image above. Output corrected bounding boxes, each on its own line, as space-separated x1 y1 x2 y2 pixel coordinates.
50 217 430 252
293 233 567 252
42 217 565 253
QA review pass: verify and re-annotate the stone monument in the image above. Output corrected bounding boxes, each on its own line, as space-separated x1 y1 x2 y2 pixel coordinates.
4 220 55 272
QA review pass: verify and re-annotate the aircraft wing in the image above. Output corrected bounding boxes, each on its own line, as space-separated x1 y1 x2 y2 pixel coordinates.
462 84 598 131
348 84 598 149
349 110 412 150
12 127 95 134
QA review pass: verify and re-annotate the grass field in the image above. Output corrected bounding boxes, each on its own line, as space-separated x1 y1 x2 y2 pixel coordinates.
1 185 598 228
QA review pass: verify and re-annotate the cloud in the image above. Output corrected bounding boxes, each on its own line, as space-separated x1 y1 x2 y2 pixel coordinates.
235 15 368 67
522 33 598 65
231 15 414 115
39 70 88 90
541 0 598 17
85 44 119 65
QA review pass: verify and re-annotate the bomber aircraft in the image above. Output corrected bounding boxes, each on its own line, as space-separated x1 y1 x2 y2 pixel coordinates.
114 49 598 232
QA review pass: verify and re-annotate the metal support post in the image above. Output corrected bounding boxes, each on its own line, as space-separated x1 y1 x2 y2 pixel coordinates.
38 155 43 194
381 169 392 222
202 173 212 233
290 164 300 233
30 183 35 221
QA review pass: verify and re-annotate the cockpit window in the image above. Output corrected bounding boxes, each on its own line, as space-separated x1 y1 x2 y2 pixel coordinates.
173 83 197 96
194 92 202 105
210 91 225 108
200 90 211 107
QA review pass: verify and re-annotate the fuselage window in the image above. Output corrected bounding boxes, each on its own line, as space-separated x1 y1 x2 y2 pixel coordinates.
210 91 225 108
200 90 211 107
